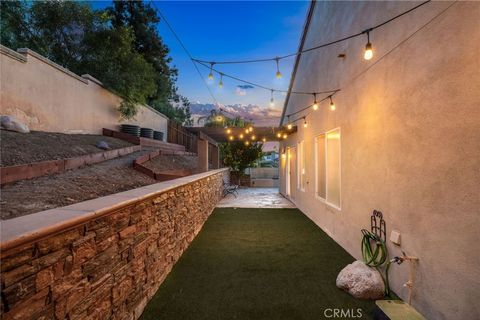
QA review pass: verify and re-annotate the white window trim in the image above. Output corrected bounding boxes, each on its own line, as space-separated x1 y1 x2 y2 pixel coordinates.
314 128 341 211
314 134 326 203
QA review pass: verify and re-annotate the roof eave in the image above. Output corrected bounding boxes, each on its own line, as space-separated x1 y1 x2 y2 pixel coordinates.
279 0 317 126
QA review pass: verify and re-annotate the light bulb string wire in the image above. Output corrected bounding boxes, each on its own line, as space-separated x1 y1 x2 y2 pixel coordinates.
192 1 431 65
194 59 339 95
284 0 457 126
153 2 218 107
153 2 242 120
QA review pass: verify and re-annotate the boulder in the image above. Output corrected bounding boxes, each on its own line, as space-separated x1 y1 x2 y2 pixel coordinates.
96 140 110 150
0 115 30 133
336 260 385 299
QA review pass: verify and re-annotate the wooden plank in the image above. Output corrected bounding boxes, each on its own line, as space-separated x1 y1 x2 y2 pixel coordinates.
375 300 426 320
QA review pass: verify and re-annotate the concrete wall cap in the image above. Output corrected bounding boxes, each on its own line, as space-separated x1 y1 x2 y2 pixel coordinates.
17 48 88 84
0 45 27 63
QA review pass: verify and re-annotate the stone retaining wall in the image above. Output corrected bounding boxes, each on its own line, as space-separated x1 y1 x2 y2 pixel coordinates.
0 169 228 320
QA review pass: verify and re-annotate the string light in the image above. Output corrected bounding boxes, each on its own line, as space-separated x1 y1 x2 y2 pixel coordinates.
277 132 282 138
364 30 373 60
251 135 256 141
193 2 429 66
239 133 244 139
226 128 231 134
245 128 249 134
270 90 275 107
229 135 234 141
245 141 250 146
303 117 308 128
208 62 214 80
283 133 288 139
287 116 292 130
329 96 336 111
219 73 224 88
248 126 253 132
196 59 337 97
275 57 282 78
262 137 267 142
312 93 318 111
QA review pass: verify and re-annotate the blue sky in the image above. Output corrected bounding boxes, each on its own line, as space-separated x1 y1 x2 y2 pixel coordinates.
91 1 309 126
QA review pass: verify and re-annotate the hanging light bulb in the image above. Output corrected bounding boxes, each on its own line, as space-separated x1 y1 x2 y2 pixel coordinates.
283 133 288 139
248 126 253 132
364 30 373 60
226 128 231 134
218 73 224 88
275 57 282 78
245 141 250 146
329 96 336 111
262 137 267 142
287 116 292 130
270 90 275 107
303 117 308 128
312 93 319 111
245 128 249 134
277 132 282 138
251 135 256 141
229 135 234 141
208 62 215 80
239 133 244 139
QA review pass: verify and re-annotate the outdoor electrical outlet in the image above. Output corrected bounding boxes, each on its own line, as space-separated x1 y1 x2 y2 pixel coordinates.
390 230 401 245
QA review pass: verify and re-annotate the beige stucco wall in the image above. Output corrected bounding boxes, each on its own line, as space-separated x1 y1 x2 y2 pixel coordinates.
0 46 168 137
280 2 480 319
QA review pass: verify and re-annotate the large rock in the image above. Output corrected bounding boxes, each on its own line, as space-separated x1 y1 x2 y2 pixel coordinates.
336 260 385 299
1 115 30 133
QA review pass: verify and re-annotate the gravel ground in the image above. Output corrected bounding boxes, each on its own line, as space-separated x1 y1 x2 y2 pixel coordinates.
143 154 199 173
0 149 156 220
0 150 201 220
0 130 133 167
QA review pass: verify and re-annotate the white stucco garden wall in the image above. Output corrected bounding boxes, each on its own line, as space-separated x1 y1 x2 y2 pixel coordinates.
280 2 480 319
0 46 168 137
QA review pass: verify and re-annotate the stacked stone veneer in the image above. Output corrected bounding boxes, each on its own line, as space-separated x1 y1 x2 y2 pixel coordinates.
1 170 227 320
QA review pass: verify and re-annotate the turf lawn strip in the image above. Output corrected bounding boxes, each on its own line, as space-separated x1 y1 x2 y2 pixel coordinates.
140 208 377 320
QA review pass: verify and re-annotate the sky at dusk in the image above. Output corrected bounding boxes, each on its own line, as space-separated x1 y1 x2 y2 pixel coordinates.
91 1 309 127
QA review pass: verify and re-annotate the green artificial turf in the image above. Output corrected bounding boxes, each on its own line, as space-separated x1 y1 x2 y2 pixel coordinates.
140 208 377 320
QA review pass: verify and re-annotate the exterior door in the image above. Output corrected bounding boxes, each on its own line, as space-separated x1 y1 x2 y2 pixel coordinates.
287 146 296 201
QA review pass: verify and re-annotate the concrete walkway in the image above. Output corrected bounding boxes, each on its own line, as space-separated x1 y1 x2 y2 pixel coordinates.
217 187 295 208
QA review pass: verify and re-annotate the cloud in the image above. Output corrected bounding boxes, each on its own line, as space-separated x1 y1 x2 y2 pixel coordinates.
235 87 247 96
235 85 254 96
237 85 254 90
189 102 282 127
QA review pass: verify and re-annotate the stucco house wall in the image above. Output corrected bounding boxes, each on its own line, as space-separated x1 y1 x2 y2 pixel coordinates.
279 2 480 319
0 46 168 138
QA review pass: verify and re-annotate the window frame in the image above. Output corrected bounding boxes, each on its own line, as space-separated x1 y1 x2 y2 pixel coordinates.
314 133 326 202
315 127 341 210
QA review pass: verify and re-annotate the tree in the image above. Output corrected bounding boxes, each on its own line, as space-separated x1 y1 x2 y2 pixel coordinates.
82 26 157 119
108 0 192 125
220 142 264 174
0 1 186 121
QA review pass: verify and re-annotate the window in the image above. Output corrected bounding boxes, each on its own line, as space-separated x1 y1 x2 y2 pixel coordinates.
315 134 326 199
315 128 341 209
297 141 306 191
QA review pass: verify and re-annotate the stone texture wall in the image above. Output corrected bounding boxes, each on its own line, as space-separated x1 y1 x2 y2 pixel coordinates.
0 170 225 320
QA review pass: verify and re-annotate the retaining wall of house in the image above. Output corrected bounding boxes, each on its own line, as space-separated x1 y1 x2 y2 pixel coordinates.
0 168 229 320
0 45 168 138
